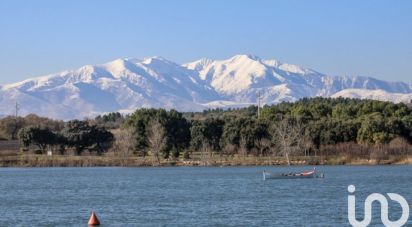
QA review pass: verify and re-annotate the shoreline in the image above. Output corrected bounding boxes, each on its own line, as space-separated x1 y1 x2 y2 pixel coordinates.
1 153 411 168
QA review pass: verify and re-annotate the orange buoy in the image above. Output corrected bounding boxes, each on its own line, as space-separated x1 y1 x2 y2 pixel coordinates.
88 211 101 226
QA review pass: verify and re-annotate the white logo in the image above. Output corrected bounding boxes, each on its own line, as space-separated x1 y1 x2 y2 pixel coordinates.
347 185 410 227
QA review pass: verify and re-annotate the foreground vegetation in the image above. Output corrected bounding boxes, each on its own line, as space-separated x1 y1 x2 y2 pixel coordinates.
1 97 412 167
1 152 411 167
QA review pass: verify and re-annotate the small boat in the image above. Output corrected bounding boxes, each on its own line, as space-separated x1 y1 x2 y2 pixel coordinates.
263 168 324 180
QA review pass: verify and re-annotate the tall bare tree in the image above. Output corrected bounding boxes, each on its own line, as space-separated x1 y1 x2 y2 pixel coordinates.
112 127 134 166
255 138 271 157
238 137 248 160
199 142 213 166
272 118 305 165
147 119 166 165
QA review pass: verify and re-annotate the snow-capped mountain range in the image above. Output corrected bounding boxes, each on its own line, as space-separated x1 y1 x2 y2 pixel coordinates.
1 54 411 119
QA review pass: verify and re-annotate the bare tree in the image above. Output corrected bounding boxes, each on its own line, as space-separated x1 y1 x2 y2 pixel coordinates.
255 138 271 157
112 127 134 166
301 138 313 157
272 118 305 165
199 142 213 166
223 143 237 156
370 144 386 164
389 137 409 157
238 137 249 160
147 119 166 165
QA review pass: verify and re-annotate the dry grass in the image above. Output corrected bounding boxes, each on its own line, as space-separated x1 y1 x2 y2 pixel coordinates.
0 151 411 167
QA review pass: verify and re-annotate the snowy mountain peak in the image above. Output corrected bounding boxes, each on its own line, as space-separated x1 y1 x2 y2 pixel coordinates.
0 54 411 119
103 58 128 70
262 59 281 68
142 56 175 65
183 58 213 72
229 54 261 62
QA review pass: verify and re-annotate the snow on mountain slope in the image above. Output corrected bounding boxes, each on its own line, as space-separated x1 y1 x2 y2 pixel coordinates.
331 89 412 103
184 54 319 103
186 55 283 93
1 54 411 119
0 57 218 119
185 54 412 104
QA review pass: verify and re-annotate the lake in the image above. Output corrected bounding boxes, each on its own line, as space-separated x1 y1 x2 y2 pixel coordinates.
1 166 411 226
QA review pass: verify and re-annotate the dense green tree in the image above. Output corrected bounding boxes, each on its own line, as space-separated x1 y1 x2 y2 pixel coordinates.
126 109 162 156
357 113 393 144
190 118 225 151
18 126 57 152
61 120 113 155
164 110 191 158
402 115 412 142
126 108 191 159
220 117 270 153
95 112 124 129
90 126 114 154
221 118 242 148
62 120 93 155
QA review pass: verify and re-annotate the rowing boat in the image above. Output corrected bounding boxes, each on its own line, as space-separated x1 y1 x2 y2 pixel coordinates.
263 168 324 180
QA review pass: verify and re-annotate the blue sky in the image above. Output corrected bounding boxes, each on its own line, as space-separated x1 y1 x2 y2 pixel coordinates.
0 0 411 84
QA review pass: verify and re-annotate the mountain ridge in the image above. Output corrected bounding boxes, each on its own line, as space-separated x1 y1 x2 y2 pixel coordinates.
1 54 411 119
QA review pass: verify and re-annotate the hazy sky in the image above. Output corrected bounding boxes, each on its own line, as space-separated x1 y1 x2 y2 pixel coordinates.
0 0 411 84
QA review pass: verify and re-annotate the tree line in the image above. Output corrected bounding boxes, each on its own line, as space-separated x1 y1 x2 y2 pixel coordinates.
117 97 412 164
2 97 411 163
18 120 114 155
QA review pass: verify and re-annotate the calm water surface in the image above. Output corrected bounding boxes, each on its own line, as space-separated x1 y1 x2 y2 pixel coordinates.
1 166 411 226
